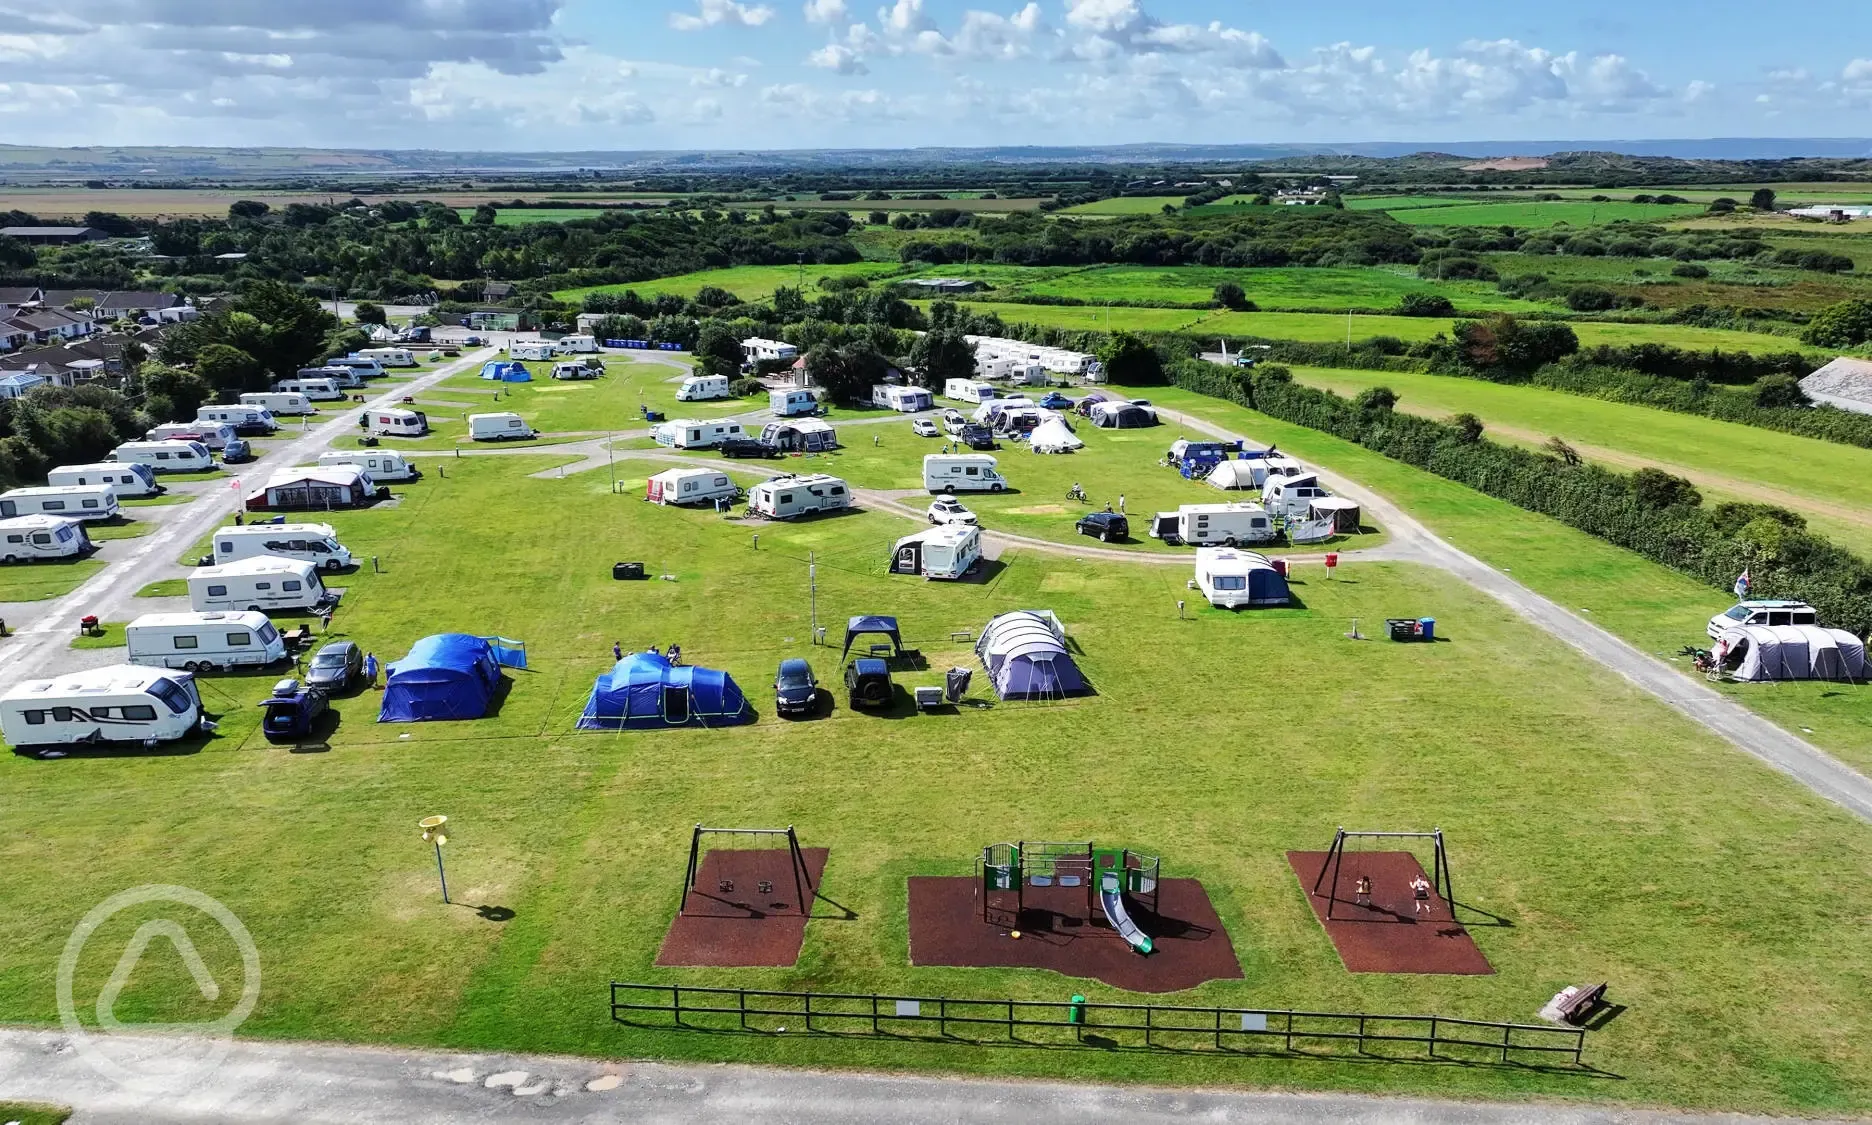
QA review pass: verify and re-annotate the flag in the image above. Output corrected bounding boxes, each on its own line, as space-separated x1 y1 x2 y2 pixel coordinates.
1734 569 1750 599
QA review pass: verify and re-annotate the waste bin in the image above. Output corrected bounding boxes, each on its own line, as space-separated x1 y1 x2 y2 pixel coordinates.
1386 618 1418 642
612 561 646 581
1418 617 1435 641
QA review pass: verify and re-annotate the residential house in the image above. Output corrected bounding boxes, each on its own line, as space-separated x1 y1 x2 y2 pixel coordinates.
0 226 107 245
3 307 94 346
0 372 45 398
0 287 43 310
94 291 184 321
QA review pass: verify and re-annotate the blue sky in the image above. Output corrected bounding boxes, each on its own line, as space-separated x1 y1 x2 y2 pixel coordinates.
0 0 1868 150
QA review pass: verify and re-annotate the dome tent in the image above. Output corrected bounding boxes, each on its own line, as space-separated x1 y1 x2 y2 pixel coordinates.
379 634 504 722
577 651 752 730
975 609 1089 700
479 361 532 383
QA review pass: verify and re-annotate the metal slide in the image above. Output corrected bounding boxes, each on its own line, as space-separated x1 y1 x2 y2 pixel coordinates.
1099 878 1154 955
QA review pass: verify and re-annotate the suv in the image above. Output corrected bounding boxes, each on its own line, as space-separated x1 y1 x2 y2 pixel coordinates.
305 641 362 691
221 438 254 464
940 409 969 436
1708 599 1817 640
1076 511 1129 543
844 658 893 710
717 437 781 459
957 424 998 451
774 658 820 717
927 497 978 526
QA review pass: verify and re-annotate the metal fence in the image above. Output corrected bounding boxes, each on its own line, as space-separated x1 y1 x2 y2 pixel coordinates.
609 983 1586 1069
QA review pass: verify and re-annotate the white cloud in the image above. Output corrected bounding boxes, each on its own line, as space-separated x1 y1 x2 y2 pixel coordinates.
808 43 869 74
802 0 849 23
1684 79 1715 102
668 0 776 31
1846 58 1872 83
953 4 1046 61
691 67 749 87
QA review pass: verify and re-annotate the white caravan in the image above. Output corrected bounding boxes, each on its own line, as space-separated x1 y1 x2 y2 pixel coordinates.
769 388 818 417
555 334 598 354
48 462 158 497
327 357 385 380
317 450 420 482
677 374 732 402
211 523 352 570
742 338 798 365
890 524 982 580
923 453 1008 494
147 421 236 450
111 440 213 473
362 407 428 436
1194 548 1288 609
468 412 536 441
358 347 417 368
0 515 92 561
653 419 747 449
274 377 344 401
0 665 204 750
125 611 287 671
1261 472 1332 519
943 379 999 404
1147 503 1275 547
299 364 365 388
240 391 315 416
196 405 278 434
747 474 851 520
0 485 119 522
645 468 739 506
873 384 933 412
508 341 554 361
188 556 331 614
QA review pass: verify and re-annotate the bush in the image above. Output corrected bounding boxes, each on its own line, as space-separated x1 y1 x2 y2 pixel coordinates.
729 377 764 397
1396 292 1455 317
1803 299 1872 348
1670 263 1710 279
1565 285 1618 312
1212 281 1252 310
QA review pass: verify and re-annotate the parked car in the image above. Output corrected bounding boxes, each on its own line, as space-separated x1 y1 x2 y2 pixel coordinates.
1076 510 1129 543
717 437 782 459
464 334 483 346
1038 391 1074 410
911 417 940 438
927 496 978 526
305 641 362 691
1707 599 1818 640
939 409 969 436
220 439 254 464
773 658 820 717
957 425 998 451
844 658 893 710
259 679 329 744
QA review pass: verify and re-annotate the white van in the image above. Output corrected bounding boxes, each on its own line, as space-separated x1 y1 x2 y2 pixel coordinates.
923 453 1007 494
873 384 933 413
556 334 598 354
328 357 385 380
362 408 428 436
111 440 214 473
1261 472 1331 519
0 485 120 522
274 377 344 401
196 405 278 435
645 468 738 506
769 388 819 417
468 412 535 441
551 361 599 381
0 665 204 750
240 391 314 416
0 515 92 562
299 365 364 389
890 524 981 580
1148 503 1275 547
358 347 417 368
125 611 286 671
189 556 330 614
652 419 747 449
677 374 732 402
944 379 999 404
317 450 420 482
147 421 236 450
509 341 554 361
212 522 352 570
747 474 851 519
48 462 159 497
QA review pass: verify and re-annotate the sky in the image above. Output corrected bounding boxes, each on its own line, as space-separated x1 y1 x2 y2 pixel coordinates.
0 0 1868 152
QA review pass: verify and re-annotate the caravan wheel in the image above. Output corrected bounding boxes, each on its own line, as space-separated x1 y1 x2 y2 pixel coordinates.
195 661 217 674
1222 537 1238 548
1 554 16 564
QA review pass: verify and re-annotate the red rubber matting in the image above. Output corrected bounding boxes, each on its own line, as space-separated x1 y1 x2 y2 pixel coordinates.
1286 850 1493 975
907 875 1243 993
655 847 830 968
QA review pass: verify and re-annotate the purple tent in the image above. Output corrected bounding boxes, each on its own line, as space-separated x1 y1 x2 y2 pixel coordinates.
974 610 1089 700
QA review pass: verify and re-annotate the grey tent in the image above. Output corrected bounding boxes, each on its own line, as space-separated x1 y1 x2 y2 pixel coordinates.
840 615 902 660
1719 624 1867 682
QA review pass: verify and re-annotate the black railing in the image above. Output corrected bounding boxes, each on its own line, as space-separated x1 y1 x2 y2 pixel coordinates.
609 983 1586 1069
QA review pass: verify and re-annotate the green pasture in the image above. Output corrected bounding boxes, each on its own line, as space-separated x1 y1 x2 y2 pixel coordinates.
1345 195 1490 211
1389 201 1708 228
0 558 104 602
1009 265 1550 314
556 262 909 305
1059 196 1188 215
454 208 612 225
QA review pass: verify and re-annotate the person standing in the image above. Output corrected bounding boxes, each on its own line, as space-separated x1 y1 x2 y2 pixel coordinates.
612 641 622 661
364 651 378 688
1355 875 1372 908
1410 874 1432 915
1118 493 1126 514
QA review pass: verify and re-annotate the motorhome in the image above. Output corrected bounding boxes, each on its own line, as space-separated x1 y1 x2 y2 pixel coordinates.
550 361 599 381
361 407 428 436
111 440 214 473
125 611 287 671
240 391 315 416
555 334 598 354
273 376 344 401
645 468 739 507
47 462 159 497
327 356 385 380
147 421 236 450
747 473 851 520
0 664 204 750
299 364 365 389
652 419 747 449
0 485 119 521
1147 503 1275 547
317 450 419 482
1261 472 1332 519
889 524 982 580
195 405 278 435
1194 547 1292 609
768 388 819 417
212 522 352 570
944 379 999 404
468 412 536 441
357 347 417 368
188 556 331 614
677 374 732 402
922 453 1007 494
0 515 92 561
872 384 933 413
508 341 554 361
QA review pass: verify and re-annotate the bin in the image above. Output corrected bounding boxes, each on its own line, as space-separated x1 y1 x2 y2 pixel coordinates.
1385 618 1417 642
612 561 645 581
1271 558 1288 578
1418 617 1435 641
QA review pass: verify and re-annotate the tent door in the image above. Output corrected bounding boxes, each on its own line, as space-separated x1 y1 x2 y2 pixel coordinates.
894 545 918 574
663 686 690 724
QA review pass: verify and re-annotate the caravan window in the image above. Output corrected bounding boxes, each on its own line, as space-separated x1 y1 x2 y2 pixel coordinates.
258 622 279 643
5 535 21 544
30 533 49 545
82 499 99 509
44 500 65 510
225 632 251 646
155 452 170 460
255 581 272 591
829 486 845 496
55 526 72 541
22 710 45 725
778 492 794 504
206 584 227 596
122 705 157 721
281 580 301 592
1213 575 1247 591
173 635 200 649
152 680 193 714
52 707 75 722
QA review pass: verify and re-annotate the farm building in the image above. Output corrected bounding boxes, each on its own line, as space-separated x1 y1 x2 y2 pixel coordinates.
0 226 107 245
575 651 752 730
246 466 376 512
1800 356 1872 414
379 634 504 723
975 610 1089 701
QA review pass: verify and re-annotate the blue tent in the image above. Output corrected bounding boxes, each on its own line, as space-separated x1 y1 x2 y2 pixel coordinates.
840 615 902 660
379 634 503 722
975 610 1089 700
479 361 533 383
576 651 752 730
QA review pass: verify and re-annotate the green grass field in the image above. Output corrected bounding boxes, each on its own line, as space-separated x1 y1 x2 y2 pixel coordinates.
1345 195 1491 211
1387 201 1708 228
1060 197 1189 215
454 208 612 225
556 262 910 305
0 557 104 602
1006 265 1550 314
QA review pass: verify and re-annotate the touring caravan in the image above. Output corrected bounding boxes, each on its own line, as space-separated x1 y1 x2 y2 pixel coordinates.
146 422 235 450
1147 503 1275 547
1194 548 1292 609
0 515 92 561
188 556 331 614
110 440 213 473
747 474 851 520
0 485 119 522
0 665 204 751
273 376 344 401
555 334 598 354
317 450 419 482
645 468 739 507
509 341 554 361
1261 472 1332 519
358 347 417 368
923 453 1007 494
890 524 982 580
212 522 352 570
769 388 819 417
240 391 314 416
47 462 158 497
125 611 287 671
677 374 732 402
468 412 536 441
327 357 385 380
944 379 999 404
652 419 747 449
361 408 428 436
196 405 278 435
299 364 365 389
872 384 933 413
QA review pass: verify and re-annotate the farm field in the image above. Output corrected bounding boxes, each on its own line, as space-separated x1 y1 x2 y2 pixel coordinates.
8 451 1872 1114
0 188 682 220
1345 195 1498 211
454 208 612 225
1482 251 1872 313
1060 196 1188 215
1004 265 1551 314
733 196 1045 213
1387 201 1708 228
556 262 910 305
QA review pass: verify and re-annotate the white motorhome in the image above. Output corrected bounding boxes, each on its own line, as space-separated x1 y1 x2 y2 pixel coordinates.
299 364 365 388
1261 472 1331 519
652 418 747 449
509 341 554 361
1194 548 1290 609
944 379 999 404
677 374 732 402
362 408 428 436
0 485 119 522
317 450 420 482
747 474 851 520
555 334 597 354
923 453 1007 494
645 468 739 507
468 412 536 441
1147 503 1275 547
0 665 204 750
188 556 331 614
196 405 278 435
125 611 287 671
769 388 819 417
212 522 352 570
873 384 933 413
327 357 385 380
274 377 344 401
48 462 158 497
358 347 417 368
240 391 315 416
111 440 213 473
147 421 236 450
0 515 92 562
890 524 982 581
550 361 598 381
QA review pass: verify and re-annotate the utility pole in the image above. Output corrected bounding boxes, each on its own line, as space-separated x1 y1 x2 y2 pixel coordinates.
809 551 818 642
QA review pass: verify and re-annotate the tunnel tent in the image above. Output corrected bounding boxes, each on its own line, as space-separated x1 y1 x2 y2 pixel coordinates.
1719 624 1867 682
840 615 902 660
974 609 1089 700
1205 460 1259 490
378 633 503 722
576 651 752 729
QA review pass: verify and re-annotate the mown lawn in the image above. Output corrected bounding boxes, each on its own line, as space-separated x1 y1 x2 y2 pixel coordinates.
0 558 104 602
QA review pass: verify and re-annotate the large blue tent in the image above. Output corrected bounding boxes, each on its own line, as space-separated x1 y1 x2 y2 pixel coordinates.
379 633 503 722
479 361 532 383
975 610 1089 700
576 651 752 730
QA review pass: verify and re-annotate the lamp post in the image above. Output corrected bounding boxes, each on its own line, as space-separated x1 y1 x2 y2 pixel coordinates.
420 815 450 903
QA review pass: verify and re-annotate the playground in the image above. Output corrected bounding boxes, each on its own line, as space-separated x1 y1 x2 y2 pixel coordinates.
656 826 829 967
1287 829 1492 976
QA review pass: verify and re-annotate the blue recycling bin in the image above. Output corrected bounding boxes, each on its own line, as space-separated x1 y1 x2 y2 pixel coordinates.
1418 617 1436 641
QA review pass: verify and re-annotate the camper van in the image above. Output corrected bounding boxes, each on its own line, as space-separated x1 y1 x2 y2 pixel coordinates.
317 450 420 482
0 515 92 562
747 473 851 520
769 388 819 417
652 419 747 449
677 374 732 402
111 440 214 473
555 334 597 354
550 361 598 381
1147 503 1275 547
196 405 278 435
1261 473 1332 519
645 468 739 507
240 391 315 416
1194 548 1291 609
873 384 934 413
890 524 982 580
358 347 417 368
0 485 119 522
468 412 536 442
212 522 352 570
327 357 385 380
299 364 365 389
125 611 287 671
188 556 331 614
923 453 1007 494
0 664 204 750
944 379 999 404
47 462 158 498
273 377 344 401
147 421 236 450
508 341 554 361
361 408 428 436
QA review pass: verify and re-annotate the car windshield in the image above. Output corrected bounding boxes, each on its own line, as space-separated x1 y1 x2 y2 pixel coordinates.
311 652 345 668
1723 606 1751 620
779 668 812 688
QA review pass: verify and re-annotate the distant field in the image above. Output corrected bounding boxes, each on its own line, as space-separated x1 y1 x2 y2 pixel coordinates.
456 207 612 225
1389 200 1709 228
1344 195 1484 211
1010 264 1551 314
1484 251 1872 312
734 196 1044 213
557 261 909 304
1060 196 1187 215
0 188 679 219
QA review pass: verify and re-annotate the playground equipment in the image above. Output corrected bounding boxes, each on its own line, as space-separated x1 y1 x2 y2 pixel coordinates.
1311 827 1453 921
680 825 816 919
980 840 1160 955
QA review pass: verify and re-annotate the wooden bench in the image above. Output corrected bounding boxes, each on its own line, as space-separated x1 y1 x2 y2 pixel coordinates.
1554 982 1608 1026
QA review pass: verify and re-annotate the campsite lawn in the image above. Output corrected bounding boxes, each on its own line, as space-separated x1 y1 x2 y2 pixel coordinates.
0 558 104 601
425 355 756 437
5 452 1872 1114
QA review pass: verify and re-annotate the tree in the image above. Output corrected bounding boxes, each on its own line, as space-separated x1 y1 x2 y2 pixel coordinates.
353 301 387 326
1631 467 1702 510
1396 292 1454 317
1753 374 1807 409
1095 331 1164 385
805 340 890 404
692 320 744 377
228 200 271 220
81 210 139 237
471 204 498 226
1565 285 1617 312
908 327 975 389
194 343 266 394
138 363 213 424
1451 412 1485 443
0 235 33 270
1751 188 1777 212
1353 386 1398 413
1212 281 1251 311
1803 299 1872 348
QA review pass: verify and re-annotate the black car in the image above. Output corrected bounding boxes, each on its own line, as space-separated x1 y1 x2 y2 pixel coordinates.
220 439 255 464
1076 510 1129 543
718 437 782 459
844 658 893 710
305 641 362 691
774 658 819 716
957 425 998 451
